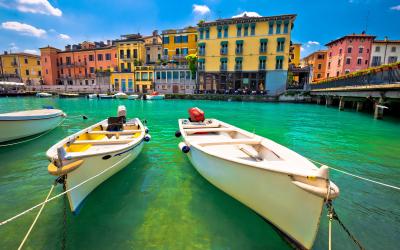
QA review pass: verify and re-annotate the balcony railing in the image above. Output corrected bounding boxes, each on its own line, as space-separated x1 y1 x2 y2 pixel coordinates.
161 55 169 60
154 65 189 70
172 54 187 60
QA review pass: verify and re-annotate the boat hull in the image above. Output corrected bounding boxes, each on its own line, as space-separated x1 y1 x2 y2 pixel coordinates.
186 145 324 249
65 141 144 213
146 95 164 100
0 115 63 142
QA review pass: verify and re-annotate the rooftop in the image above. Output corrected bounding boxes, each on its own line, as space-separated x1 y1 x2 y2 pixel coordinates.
374 40 400 44
0 52 40 58
198 14 296 27
325 33 376 46
161 26 197 35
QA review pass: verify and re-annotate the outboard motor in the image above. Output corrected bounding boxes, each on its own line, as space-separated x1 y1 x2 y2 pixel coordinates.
107 105 127 132
117 105 126 123
188 107 205 122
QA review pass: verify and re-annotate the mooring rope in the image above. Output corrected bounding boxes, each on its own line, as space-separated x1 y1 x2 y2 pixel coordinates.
308 158 400 191
18 183 56 250
0 118 66 147
0 153 131 226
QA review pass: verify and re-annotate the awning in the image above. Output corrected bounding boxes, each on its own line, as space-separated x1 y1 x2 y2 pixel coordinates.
220 58 227 62
236 40 243 44
220 41 228 45
198 42 206 47
223 25 228 29
236 24 242 28
250 23 256 28
217 26 222 30
244 23 249 28
259 56 267 60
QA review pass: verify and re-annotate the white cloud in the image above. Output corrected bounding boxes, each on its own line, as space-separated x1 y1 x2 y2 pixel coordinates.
232 11 261 18
23 49 39 55
16 0 62 16
58 33 71 40
1 21 46 37
192 4 210 15
307 41 320 45
390 5 400 10
300 47 305 52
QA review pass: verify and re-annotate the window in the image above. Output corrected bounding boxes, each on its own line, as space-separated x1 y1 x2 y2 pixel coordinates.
359 47 363 54
347 47 352 53
259 57 266 69
120 63 125 71
391 47 397 53
375 46 380 52
25 69 29 75
90 67 95 73
205 28 210 39
371 56 381 66
346 58 351 64
217 26 222 38
198 44 205 56
97 54 103 61
182 48 188 55
339 49 342 54
106 53 111 60
317 73 321 79
328 62 331 69
174 36 182 43
268 22 274 35
127 49 131 58
236 41 243 54
244 25 249 37
220 58 227 71
45 58 47 63
46 69 48 74
37 60 40 66
276 21 281 34
173 71 179 80
24 58 28 64
223 26 228 38
345 70 350 74
198 60 205 70
114 79 119 91
38 70 41 76
235 58 242 70
66 57 71 65
336 71 339 77
260 39 268 53
277 38 285 52
276 56 283 69
357 58 362 65
163 49 168 56
318 64 322 70
237 25 242 37
250 24 255 36
89 55 94 61
388 56 398 63
163 36 169 44
220 42 228 55
182 35 188 43
283 21 289 34
199 30 204 40
338 59 341 66
317 54 324 59
329 52 332 57
365 60 368 65
133 49 137 58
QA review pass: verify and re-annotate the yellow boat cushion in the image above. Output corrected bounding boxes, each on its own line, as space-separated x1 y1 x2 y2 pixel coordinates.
76 133 106 141
132 133 140 138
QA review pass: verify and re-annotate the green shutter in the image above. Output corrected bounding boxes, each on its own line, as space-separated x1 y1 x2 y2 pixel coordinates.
251 23 256 28
244 23 249 28
220 58 227 62
236 40 244 44
276 56 284 60
235 57 242 62
236 24 242 28
198 42 205 46
220 41 228 45
259 56 267 60
223 25 228 29
284 20 289 24
277 37 285 42
276 20 282 25
217 26 222 30
205 27 210 31
269 21 274 25
199 27 204 32
198 58 205 63
260 38 268 43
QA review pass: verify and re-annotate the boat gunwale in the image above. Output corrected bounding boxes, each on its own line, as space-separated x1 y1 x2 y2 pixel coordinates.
46 118 145 160
0 109 64 121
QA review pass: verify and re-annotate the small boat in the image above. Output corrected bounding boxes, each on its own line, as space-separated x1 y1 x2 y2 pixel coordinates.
87 94 98 99
0 109 65 143
176 108 339 250
46 106 150 213
128 94 139 100
99 94 114 99
114 92 128 99
36 92 52 97
145 92 164 100
59 93 80 98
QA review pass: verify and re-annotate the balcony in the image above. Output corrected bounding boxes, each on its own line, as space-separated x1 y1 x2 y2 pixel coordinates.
235 49 243 55
172 54 186 60
161 55 169 61
220 49 228 55
154 65 189 70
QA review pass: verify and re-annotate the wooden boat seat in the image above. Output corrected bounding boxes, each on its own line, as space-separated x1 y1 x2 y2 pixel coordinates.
185 128 235 135
197 138 261 146
88 130 141 135
71 139 135 145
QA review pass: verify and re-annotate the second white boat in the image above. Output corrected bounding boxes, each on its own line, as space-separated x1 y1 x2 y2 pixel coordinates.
46 106 150 213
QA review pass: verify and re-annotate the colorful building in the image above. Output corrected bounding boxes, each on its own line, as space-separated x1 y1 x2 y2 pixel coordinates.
301 50 327 82
325 33 375 78
370 38 400 66
197 14 296 95
290 43 301 67
0 52 42 85
143 31 162 64
40 41 117 90
116 34 146 72
161 27 197 64
154 65 196 94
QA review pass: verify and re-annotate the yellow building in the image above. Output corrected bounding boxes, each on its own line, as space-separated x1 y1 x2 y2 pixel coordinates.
197 14 296 95
161 27 197 63
116 34 146 72
290 43 301 67
0 52 42 85
110 66 154 93
134 66 154 93
110 72 135 93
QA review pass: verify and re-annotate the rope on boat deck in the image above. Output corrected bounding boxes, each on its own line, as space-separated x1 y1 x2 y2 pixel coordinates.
0 118 66 147
308 158 400 191
0 153 132 227
18 183 56 250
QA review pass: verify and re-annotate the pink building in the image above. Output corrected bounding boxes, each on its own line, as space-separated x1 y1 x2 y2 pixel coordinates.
325 33 375 78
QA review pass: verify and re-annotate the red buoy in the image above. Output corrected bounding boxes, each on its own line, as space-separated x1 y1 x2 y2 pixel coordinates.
188 107 205 122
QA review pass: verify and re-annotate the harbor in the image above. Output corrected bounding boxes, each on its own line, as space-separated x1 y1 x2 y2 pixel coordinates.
0 97 399 249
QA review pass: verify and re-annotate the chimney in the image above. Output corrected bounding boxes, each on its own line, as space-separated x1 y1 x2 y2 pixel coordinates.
65 45 71 51
107 40 111 45
153 30 158 36
4 51 7 55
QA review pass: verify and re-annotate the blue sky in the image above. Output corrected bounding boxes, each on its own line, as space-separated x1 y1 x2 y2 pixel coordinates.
0 0 399 57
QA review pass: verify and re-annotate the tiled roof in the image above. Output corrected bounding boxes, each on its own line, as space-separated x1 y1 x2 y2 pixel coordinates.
325 34 376 46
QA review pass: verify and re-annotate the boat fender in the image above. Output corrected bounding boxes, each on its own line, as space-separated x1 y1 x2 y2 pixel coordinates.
175 130 182 138
43 105 54 109
145 126 149 133
144 135 151 142
179 142 190 153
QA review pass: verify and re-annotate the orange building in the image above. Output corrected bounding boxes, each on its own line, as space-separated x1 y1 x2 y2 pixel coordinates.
301 50 327 82
40 41 117 86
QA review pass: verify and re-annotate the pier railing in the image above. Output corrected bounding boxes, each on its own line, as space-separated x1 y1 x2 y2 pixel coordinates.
311 63 400 90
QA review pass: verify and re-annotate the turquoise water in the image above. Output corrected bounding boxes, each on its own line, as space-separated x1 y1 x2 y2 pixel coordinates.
0 97 399 250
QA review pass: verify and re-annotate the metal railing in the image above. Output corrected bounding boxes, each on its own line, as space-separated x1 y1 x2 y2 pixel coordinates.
311 67 400 90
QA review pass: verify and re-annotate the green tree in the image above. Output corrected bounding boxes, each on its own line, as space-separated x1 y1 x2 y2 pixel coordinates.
185 53 197 79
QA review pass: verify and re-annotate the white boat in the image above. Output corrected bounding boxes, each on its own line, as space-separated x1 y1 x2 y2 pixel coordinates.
114 92 128 99
128 94 139 100
59 93 80 98
176 113 339 249
99 94 114 99
145 92 165 100
87 94 98 99
36 92 52 97
46 106 150 213
0 109 65 143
